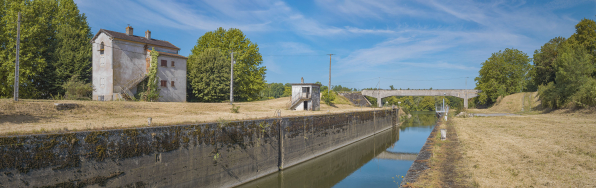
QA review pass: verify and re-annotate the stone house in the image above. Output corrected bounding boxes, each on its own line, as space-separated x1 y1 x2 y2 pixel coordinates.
91 26 187 102
289 78 320 111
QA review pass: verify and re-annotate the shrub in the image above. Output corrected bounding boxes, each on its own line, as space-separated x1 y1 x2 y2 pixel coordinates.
230 104 240 113
61 75 93 100
322 90 336 105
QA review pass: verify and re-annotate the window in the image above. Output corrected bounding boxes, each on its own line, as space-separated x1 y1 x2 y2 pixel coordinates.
171 81 175 87
161 60 167 67
100 78 105 88
100 56 105 67
160 80 167 87
171 61 175 67
99 42 105 55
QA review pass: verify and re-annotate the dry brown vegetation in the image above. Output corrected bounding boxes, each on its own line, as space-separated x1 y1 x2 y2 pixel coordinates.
409 92 596 187
468 92 541 114
406 118 471 187
455 112 596 187
0 97 377 136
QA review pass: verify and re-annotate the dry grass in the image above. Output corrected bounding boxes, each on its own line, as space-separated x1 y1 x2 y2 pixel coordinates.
468 92 540 114
0 97 377 136
454 112 596 187
407 118 472 188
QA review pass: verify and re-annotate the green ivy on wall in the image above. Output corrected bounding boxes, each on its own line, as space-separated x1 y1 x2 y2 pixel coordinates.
141 48 161 101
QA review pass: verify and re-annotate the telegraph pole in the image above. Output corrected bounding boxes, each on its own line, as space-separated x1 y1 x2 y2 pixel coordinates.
230 51 234 105
14 12 21 102
327 54 334 94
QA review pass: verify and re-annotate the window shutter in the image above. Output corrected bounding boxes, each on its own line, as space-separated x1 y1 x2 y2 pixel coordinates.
171 81 175 87
161 60 167 67
171 61 175 67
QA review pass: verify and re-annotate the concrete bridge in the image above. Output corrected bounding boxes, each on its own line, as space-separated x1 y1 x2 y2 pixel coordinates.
375 151 419 161
361 89 481 109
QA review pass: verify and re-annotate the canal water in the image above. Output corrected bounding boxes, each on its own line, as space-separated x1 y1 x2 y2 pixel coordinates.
238 111 437 188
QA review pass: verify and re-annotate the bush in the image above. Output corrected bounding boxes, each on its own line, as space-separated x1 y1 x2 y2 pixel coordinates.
570 78 596 108
322 90 336 105
61 75 93 100
230 104 240 113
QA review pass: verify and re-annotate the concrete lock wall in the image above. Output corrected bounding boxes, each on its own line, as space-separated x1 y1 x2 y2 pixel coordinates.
0 109 397 187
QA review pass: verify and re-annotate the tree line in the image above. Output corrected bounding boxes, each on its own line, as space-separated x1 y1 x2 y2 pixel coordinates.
0 0 92 99
475 17 596 108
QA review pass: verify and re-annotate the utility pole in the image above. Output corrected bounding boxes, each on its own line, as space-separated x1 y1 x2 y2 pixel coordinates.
230 51 234 105
465 77 468 102
14 12 21 102
327 54 334 94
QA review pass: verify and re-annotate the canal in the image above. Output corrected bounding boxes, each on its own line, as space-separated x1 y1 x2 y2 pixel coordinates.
237 111 437 188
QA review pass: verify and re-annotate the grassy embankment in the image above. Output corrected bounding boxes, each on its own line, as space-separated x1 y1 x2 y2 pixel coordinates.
408 92 596 187
0 95 369 136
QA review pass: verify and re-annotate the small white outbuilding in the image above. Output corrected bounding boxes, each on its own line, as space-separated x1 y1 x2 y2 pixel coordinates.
289 78 320 111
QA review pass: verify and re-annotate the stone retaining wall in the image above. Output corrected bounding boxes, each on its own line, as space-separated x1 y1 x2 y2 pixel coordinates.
0 109 397 187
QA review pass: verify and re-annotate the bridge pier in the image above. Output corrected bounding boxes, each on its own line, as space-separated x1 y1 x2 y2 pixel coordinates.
464 97 469 109
377 97 382 108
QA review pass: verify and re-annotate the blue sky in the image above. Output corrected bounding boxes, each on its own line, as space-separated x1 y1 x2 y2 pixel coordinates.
75 0 596 90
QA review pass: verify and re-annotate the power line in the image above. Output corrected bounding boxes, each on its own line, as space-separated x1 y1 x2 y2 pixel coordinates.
381 77 469 81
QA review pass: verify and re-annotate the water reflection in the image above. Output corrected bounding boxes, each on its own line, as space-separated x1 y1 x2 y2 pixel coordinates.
237 112 436 188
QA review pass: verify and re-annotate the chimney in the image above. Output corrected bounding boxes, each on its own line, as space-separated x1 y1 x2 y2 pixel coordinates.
126 25 133 36
145 30 151 40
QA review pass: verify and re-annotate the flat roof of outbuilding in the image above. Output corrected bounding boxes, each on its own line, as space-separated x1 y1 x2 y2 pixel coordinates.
291 83 321 86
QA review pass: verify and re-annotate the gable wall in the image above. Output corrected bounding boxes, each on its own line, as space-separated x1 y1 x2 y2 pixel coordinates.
92 33 114 101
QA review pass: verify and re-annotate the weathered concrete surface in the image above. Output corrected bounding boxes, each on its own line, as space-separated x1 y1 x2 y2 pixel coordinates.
281 110 396 169
0 109 398 187
338 92 371 107
238 127 400 188
362 89 481 108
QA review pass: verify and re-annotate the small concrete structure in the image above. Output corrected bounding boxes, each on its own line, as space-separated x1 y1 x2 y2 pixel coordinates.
289 78 320 111
91 26 187 102
362 89 481 109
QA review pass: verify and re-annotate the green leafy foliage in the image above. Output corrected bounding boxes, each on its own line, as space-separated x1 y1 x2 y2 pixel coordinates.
139 48 160 101
282 83 292 97
538 42 594 108
322 91 336 105
260 83 285 100
532 37 566 87
0 0 92 98
536 18 596 109
61 75 93 100
475 48 532 105
188 48 230 102
188 27 266 102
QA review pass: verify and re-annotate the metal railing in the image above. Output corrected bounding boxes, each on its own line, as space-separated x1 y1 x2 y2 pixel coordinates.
289 92 311 109
114 73 147 100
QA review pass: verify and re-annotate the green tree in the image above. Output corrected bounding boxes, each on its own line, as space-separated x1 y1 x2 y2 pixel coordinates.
539 42 594 108
532 37 566 87
475 48 532 105
44 0 93 96
0 0 54 98
0 0 91 99
569 18 596 77
282 83 292 97
188 48 230 102
188 27 266 102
